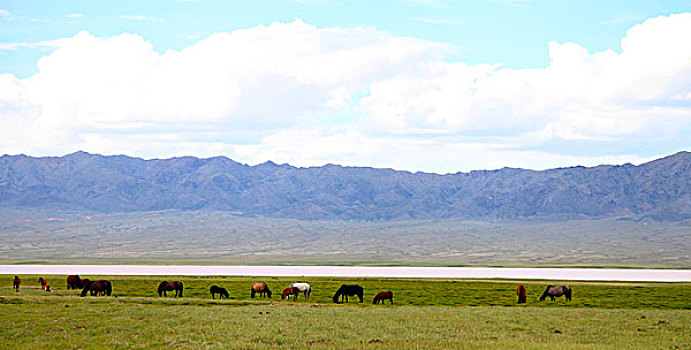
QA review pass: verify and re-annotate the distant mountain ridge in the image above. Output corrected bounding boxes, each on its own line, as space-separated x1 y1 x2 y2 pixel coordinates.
0 151 689 221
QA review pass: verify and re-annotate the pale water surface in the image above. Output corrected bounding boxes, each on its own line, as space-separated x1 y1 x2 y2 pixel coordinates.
1 265 690 282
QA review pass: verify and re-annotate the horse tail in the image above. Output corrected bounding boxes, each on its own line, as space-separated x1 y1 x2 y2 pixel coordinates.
564 286 571 301
306 286 311 300
178 282 183 297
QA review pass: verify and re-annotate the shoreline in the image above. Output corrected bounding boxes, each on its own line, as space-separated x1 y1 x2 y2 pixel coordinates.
2 265 690 282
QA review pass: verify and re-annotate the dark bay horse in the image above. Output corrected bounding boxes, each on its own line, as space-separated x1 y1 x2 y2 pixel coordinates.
210 285 229 299
38 277 47 288
81 280 112 297
281 287 299 301
67 275 83 290
250 282 272 298
539 285 571 302
517 285 527 304
13 276 20 292
333 284 364 303
373 291 394 304
158 281 183 297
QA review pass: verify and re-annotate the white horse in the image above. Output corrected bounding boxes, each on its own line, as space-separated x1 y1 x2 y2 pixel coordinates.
290 282 311 300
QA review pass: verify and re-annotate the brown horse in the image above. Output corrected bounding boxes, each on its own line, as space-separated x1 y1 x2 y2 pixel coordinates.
13 276 21 292
81 280 112 297
38 277 47 288
158 281 183 297
44 284 54 292
516 285 527 304
373 291 394 304
281 287 299 301
250 282 272 298
67 275 83 290
539 285 571 302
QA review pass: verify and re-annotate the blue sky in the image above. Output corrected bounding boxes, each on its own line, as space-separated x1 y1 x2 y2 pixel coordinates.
1 1 690 172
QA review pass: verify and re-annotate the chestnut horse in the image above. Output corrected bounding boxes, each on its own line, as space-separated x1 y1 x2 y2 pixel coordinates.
210 285 229 299
158 281 183 297
13 276 21 292
38 277 47 288
281 287 299 301
516 285 527 304
539 285 571 302
333 284 363 303
250 282 272 298
373 291 394 304
81 280 112 297
67 275 83 290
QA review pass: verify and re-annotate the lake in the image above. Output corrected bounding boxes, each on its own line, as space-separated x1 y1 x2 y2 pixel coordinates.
1 265 689 282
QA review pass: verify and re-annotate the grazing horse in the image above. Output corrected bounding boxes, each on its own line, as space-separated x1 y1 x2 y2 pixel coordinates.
80 280 112 297
67 275 83 290
44 284 54 292
373 291 394 305
539 285 571 302
516 285 527 304
210 285 229 299
333 284 364 303
250 282 272 298
290 282 311 300
13 276 21 292
158 281 183 297
281 287 299 301
38 277 47 288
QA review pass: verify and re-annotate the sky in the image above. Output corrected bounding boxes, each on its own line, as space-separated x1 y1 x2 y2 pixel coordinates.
1 0 690 173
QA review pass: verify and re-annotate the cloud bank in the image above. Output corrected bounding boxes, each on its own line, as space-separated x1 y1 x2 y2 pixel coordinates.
1 14 690 172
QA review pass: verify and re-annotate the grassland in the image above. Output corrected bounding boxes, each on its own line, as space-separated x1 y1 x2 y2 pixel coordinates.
2 275 690 349
1 210 690 267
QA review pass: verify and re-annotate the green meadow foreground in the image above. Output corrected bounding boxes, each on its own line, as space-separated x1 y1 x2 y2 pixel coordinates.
2 275 690 349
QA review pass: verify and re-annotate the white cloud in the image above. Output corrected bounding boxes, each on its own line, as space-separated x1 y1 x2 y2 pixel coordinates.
0 9 13 21
0 15 690 172
68 13 84 18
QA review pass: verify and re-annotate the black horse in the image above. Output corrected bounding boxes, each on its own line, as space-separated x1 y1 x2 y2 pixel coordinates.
539 285 571 302
80 280 112 297
158 281 183 297
210 285 229 299
333 284 364 303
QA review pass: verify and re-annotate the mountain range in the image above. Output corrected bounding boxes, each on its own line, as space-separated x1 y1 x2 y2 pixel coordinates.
0 151 689 221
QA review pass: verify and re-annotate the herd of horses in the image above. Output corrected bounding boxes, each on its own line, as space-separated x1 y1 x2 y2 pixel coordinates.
9 275 573 304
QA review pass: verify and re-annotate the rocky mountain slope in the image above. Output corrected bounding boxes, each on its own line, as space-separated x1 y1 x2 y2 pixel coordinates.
0 151 689 220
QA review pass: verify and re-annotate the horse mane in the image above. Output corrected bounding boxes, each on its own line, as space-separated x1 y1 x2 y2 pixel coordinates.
105 281 112 296
332 286 345 302
539 285 552 300
80 280 92 297
158 281 168 295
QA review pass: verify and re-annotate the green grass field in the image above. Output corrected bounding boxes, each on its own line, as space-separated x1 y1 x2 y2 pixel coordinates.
2 275 690 349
